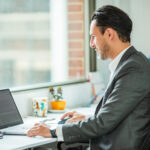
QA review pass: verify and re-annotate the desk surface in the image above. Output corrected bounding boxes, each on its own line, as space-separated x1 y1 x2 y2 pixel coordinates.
0 135 57 150
0 105 96 150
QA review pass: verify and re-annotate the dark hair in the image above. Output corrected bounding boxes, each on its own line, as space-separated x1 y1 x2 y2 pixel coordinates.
91 5 132 42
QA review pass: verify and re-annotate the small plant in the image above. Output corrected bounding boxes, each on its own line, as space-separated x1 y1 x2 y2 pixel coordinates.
49 86 63 101
49 86 66 110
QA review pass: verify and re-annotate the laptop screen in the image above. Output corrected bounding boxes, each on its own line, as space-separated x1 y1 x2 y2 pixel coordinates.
0 89 23 129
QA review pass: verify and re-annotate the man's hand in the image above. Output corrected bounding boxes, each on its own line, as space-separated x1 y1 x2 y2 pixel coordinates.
27 123 52 138
61 111 86 123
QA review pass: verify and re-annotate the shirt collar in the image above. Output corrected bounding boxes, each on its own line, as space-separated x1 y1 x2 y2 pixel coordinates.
109 45 132 77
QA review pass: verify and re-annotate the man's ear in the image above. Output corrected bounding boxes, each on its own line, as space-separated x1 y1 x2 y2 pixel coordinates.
105 28 114 40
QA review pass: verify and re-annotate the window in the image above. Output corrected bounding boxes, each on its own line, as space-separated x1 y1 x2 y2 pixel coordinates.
0 0 87 89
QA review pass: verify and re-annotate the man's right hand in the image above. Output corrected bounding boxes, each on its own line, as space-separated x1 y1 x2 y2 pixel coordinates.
60 111 86 123
27 123 52 138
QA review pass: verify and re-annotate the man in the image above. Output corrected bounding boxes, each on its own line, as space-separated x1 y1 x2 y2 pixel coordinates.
28 5 150 150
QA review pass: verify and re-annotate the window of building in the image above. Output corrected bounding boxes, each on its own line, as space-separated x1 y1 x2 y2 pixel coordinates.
0 0 88 89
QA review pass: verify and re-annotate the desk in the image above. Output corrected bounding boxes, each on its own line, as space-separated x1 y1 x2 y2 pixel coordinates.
0 135 57 150
0 105 96 150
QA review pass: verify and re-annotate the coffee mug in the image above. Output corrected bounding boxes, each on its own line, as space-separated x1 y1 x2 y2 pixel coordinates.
32 97 48 117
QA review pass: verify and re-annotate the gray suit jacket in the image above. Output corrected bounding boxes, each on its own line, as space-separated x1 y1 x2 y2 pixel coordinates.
62 46 150 150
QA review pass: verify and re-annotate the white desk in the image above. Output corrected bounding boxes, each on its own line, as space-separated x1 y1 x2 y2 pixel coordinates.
0 135 57 150
0 105 96 150
0 113 61 150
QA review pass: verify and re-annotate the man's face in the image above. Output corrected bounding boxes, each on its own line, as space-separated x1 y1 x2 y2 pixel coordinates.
90 20 110 60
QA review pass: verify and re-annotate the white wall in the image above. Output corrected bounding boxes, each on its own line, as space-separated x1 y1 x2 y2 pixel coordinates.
12 82 92 117
130 0 150 57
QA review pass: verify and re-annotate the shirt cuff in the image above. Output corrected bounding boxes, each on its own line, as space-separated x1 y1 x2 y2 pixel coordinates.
56 125 64 141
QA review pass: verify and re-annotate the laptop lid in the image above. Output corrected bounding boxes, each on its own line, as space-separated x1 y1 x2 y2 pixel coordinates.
0 89 23 129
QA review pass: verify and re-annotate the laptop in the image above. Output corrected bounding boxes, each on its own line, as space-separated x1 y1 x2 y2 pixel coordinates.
0 89 28 136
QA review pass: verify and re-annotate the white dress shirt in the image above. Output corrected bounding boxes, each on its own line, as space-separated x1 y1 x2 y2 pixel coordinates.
109 45 131 79
56 45 132 141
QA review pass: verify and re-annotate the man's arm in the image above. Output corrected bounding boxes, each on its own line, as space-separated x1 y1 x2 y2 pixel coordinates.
62 62 150 143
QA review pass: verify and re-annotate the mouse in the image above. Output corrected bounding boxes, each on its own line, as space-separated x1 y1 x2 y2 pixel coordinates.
58 117 70 124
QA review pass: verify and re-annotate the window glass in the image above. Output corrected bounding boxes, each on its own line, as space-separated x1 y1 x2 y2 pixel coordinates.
0 0 86 89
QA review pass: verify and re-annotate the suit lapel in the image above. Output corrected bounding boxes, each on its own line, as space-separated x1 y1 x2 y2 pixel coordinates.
116 46 137 69
102 46 137 105
95 97 103 115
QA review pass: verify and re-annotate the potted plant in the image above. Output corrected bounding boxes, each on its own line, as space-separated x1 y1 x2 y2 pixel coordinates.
49 86 66 110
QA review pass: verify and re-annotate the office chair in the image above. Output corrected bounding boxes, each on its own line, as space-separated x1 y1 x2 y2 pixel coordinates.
57 142 89 150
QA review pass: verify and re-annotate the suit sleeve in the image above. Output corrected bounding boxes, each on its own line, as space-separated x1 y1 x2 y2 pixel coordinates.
62 62 150 143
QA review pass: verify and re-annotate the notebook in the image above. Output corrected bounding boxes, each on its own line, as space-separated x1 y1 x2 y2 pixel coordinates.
0 89 28 136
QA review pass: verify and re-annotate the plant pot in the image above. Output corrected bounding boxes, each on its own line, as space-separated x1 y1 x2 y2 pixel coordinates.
50 100 66 110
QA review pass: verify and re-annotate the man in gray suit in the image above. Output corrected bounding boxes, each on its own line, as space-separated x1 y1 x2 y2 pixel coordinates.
28 5 150 150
